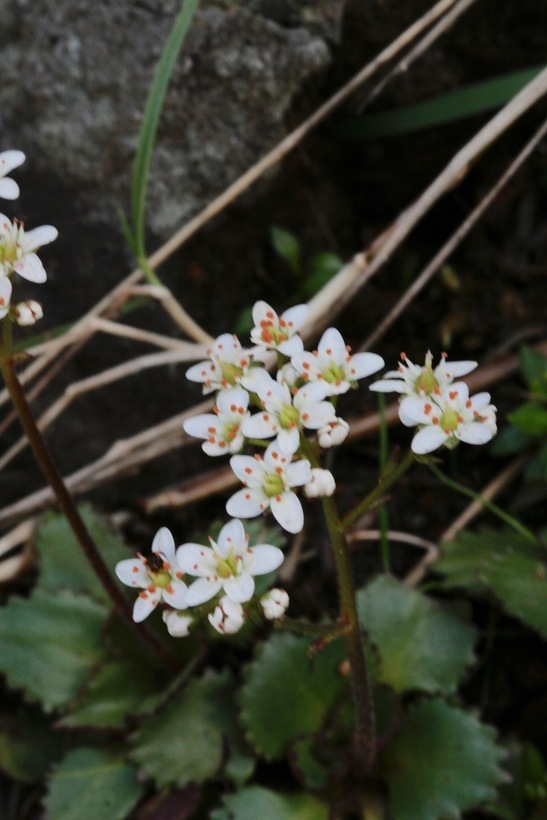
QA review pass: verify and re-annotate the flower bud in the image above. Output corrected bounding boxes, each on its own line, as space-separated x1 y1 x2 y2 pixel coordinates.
318 417 349 448
162 610 193 637
14 300 43 326
304 467 336 498
209 596 245 634
260 588 289 620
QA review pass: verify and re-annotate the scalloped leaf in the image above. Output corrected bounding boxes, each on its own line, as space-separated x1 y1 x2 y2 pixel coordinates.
0 707 66 783
131 668 253 788
211 786 328 820
436 529 547 638
43 746 144 820
357 575 477 694
37 504 130 603
0 588 107 711
57 660 160 730
238 632 347 760
379 700 507 820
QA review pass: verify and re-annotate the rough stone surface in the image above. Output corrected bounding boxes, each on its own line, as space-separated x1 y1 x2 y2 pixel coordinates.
0 0 336 237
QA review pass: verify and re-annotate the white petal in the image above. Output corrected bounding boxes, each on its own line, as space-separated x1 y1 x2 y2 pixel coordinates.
13 254 47 283
186 577 222 606
277 426 300 453
411 426 448 454
24 224 58 251
270 492 304 533
115 558 148 588
286 458 312 487
176 543 216 575
162 579 188 609
369 379 407 393
230 454 264 484
442 360 477 378
318 327 346 361
399 397 431 427
300 401 336 430
223 573 255 603
241 412 277 440
291 350 317 376
458 423 494 446
226 488 267 519
185 360 216 384
281 303 308 330
163 610 192 637
217 518 246 555
216 387 249 414
183 414 219 439
277 335 304 356
0 179 20 200
0 150 25 175
133 592 160 622
349 352 385 380
152 527 175 562
469 392 491 411
247 544 284 574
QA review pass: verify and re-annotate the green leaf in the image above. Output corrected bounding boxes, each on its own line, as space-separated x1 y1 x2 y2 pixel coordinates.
436 529 547 638
239 632 347 760
0 588 107 711
357 575 476 694
58 660 160 730
270 226 302 274
0 707 66 783
379 700 507 820
211 786 328 820
509 402 547 437
130 0 200 259
520 346 547 394
37 504 130 604
335 66 545 139
300 252 344 298
43 747 145 820
490 426 530 456
131 668 253 788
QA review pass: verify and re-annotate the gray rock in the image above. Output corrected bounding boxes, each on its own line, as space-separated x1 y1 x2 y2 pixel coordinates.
0 0 336 238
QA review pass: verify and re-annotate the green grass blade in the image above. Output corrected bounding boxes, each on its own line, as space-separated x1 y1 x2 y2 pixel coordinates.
335 66 545 140
130 0 200 261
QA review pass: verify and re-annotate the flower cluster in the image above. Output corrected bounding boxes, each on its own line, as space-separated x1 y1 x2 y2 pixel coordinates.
0 150 58 325
118 301 385 636
371 351 497 453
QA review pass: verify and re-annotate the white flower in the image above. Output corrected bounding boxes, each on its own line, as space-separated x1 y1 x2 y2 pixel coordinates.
209 596 245 634
227 437 312 533
261 588 289 620
0 151 25 200
115 527 188 622
303 467 336 498
162 610 193 637
292 327 384 395
370 351 477 397
400 382 497 454
0 277 12 320
250 300 308 356
276 361 301 390
317 417 350 449
186 333 264 394
183 387 250 456
0 214 58 283
242 375 335 453
177 518 284 606
14 300 43 326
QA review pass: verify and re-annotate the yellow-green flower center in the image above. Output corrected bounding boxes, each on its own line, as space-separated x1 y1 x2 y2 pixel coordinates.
219 360 243 386
149 568 172 589
215 550 239 579
439 407 460 432
0 243 17 266
279 403 300 429
263 473 285 498
323 363 345 385
415 363 438 394
222 420 241 442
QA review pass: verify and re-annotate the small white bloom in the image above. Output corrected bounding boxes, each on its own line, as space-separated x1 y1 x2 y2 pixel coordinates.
261 588 289 620
162 609 193 637
250 300 308 356
14 300 43 326
186 333 264 394
0 277 12 320
292 327 384 395
400 382 497 454
209 596 245 634
370 351 477 397
183 387 250 456
242 376 335 453
0 151 25 200
304 467 336 498
227 437 312 533
177 518 284 606
0 214 58 283
115 527 188 622
317 417 350 449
